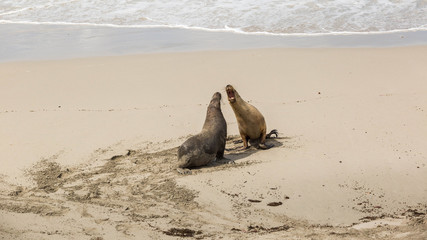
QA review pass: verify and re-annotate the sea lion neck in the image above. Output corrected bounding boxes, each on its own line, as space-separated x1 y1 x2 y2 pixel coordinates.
229 96 253 120
203 94 223 130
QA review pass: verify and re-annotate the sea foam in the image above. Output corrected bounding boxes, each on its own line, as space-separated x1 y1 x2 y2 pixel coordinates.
1 0 426 36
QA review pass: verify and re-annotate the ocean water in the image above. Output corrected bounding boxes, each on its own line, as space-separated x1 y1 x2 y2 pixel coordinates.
0 0 426 35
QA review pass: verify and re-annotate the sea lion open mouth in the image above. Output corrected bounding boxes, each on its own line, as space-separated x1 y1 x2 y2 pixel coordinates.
226 85 236 103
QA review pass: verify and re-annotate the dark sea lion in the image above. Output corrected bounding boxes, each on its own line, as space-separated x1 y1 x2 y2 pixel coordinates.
226 84 277 149
177 92 227 174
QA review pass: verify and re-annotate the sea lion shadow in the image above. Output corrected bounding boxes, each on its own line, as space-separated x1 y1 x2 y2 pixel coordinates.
210 136 286 167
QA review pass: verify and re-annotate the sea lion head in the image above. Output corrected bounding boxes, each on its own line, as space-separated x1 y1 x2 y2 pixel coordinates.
209 92 222 108
212 92 221 101
226 84 238 103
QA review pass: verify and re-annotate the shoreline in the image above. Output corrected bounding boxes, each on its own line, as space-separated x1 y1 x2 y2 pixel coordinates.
1 23 427 62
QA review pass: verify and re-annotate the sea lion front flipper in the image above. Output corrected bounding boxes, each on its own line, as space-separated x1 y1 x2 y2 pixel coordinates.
240 133 250 149
258 143 273 150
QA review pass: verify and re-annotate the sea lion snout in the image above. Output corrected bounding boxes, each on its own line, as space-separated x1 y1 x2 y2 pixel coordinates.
212 92 222 100
225 85 236 103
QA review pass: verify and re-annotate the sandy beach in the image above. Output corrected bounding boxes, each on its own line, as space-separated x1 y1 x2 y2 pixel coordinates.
1 46 426 239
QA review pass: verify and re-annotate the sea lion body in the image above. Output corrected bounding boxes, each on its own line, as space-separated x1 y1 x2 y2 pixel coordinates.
226 85 276 149
177 92 227 172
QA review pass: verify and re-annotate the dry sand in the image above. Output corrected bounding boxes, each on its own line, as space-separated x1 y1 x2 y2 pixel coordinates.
0 47 426 239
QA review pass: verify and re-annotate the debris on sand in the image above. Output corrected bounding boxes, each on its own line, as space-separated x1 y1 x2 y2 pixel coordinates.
110 150 135 160
163 228 202 237
267 201 283 207
247 224 290 233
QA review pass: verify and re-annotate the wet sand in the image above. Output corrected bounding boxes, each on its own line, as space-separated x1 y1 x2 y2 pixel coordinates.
0 47 426 239
1 23 427 62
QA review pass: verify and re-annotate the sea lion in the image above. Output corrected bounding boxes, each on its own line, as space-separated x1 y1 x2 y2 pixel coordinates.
226 84 277 149
177 92 227 174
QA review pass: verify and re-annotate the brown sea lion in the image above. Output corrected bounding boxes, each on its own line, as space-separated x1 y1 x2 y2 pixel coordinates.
177 92 227 174
226 84 277 149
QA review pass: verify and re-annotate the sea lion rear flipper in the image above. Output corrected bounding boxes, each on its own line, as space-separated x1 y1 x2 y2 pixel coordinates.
266 129 278 139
